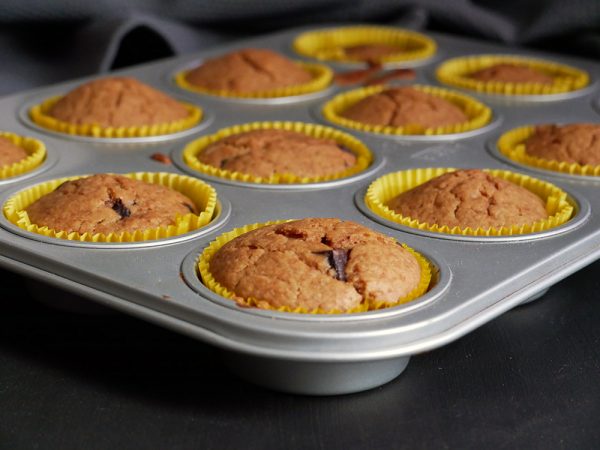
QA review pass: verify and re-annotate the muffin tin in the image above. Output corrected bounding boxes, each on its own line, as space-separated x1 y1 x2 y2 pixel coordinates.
1 25 600 395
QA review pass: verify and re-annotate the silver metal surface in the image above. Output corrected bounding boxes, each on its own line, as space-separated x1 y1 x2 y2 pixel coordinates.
519 287 550 306
221 352 411 395
1 25 600 395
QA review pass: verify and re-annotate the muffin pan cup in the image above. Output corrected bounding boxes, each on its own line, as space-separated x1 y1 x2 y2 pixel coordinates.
1 25 600 395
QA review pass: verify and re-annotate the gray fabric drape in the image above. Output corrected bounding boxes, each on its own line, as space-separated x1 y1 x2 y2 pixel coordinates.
1 0 599 96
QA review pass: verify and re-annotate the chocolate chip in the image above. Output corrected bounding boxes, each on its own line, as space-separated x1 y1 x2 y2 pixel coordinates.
220 158 229 168
327 248 348 282
111 198 131 218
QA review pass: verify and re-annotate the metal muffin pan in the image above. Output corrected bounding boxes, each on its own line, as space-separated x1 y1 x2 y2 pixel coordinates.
1 25 600 395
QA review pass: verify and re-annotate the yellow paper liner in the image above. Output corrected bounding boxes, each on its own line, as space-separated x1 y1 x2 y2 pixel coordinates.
436 55 589 96
174 62 332 99
3 172 217 243
365 168 574 236
498 125 600 177
293 26 436 64
29 96 203 138
0 131 46 179
322 84 492 136
198 220 432 314
182 121 373 184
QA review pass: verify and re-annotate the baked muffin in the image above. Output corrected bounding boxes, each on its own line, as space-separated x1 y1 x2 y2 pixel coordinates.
343 44 402 61
198 129 356 178
185 48 313 93
0 137 28 166
469 63 554 84
341 86 468 128
208 218 422 312
26 174 197 235
388 169 547 229
524 124 600 166
47 77 189 128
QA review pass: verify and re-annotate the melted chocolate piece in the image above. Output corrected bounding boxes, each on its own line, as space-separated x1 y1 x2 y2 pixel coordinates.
327 248 348 282
111 198 131 218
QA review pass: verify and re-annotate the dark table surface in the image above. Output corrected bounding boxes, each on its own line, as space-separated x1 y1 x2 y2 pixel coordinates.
1 260 599 450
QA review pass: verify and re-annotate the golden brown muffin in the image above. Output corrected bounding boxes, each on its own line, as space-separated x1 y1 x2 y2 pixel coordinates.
341 87 468 128
343 44 402 61
26 174 197 235
524 124 600 166
388 169 547 229
198 129 356 178
0 137 28 166
209 218 422 312
185 48 312 93
48 77 189 128
469 63 554 84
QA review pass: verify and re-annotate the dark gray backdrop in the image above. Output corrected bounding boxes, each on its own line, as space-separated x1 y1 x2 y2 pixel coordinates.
1 0 599 95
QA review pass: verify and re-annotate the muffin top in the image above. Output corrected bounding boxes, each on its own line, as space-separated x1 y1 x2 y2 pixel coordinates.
524 124 600 166
26 174 197 235
0 137 28 167
469 63 554 84
185 48 313 93
209 218 422 312
198 129 356 178
388 169 548 229
341 87 468 128
343 43 401 61
48 77 189 128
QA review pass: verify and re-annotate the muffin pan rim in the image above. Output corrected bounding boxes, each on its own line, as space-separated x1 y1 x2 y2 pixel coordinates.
180 242 452 322
487 135 600 183
1 26 600 394
354 184 590 242
310 99 504 142
18 93 214 144
434 53 597 101
171 145 387 191
0 145 58 187
0 177 232 248
167 58 336 105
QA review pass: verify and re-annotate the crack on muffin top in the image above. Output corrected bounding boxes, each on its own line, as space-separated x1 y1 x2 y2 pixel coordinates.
525 124 600 166
341 87 468 128
48 77 189 128
387 169 548 229
209 218 421 312
25 174 197 235
198 129 356 178
185 48 312 93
